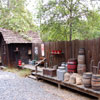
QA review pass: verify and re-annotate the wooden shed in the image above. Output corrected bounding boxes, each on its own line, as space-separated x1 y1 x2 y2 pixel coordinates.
0 28 42 67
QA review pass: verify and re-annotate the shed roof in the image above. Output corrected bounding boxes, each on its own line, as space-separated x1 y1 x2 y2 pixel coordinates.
0 28 42 44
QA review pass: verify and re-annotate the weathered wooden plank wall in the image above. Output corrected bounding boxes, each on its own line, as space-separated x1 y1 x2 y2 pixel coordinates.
0 35 8 66
32 43 42 60
43 38 100 71
44 41 66 67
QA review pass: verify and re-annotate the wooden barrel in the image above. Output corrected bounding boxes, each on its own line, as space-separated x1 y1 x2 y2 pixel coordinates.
67 58 77 73
79 48 85 55
78 55 85 64
82 72 92 88
77 64 86 75
92 74 100 91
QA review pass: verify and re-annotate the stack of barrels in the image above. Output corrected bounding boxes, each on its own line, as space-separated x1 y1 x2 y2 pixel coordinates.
67 58 77 73
77 48 86 75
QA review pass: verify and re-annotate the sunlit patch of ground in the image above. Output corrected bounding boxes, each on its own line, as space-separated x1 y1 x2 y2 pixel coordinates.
3 67 31 77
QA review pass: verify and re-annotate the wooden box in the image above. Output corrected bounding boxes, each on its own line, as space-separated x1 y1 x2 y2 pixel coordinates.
43 68 56 77
43 68 49 75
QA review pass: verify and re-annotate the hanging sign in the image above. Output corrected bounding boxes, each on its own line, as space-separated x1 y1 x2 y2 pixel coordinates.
41 44 45 56
28 49 32 55
34 47 38 55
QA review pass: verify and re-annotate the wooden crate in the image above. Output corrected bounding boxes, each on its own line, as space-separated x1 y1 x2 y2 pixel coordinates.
43 68 56 77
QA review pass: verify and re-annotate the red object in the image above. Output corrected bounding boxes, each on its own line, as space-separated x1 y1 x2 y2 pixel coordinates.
52 50 55 54
55 50 57 54
18 60 22 66
67 58 77 73
51 50 62 55
58 50 61 54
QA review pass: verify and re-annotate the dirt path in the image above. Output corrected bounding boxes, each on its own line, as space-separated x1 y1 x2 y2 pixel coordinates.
40 80 97 100
0 70 97 100
0 71 63 100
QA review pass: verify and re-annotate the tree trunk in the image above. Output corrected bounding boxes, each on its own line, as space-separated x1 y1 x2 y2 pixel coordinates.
69 22 72 58
69 0 73 58
7 0 10 8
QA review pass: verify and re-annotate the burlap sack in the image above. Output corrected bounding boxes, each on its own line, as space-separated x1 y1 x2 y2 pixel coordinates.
64 73 70 82
69 75 76 84
76 76 82 85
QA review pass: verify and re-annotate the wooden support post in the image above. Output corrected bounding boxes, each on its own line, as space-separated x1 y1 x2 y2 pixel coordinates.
34 58 46 80
58 83 61 89
36 75 39 81
35 58 46 73
35 66 38 80
98 96 100 100
6 44 10 67
35 66 37 74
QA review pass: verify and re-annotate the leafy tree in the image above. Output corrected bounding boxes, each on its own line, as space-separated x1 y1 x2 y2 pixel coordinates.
37 0 88 41
75 9 100 40
37 0 88 57
0 0 36 32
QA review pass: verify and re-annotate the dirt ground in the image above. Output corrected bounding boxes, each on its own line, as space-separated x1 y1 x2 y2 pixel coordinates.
40 80 97 100
0 69 97 100
0 71 63 100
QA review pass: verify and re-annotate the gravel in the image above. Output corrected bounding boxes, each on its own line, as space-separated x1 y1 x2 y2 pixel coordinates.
0 70 96 100
0 71 63 100
41 81 95 100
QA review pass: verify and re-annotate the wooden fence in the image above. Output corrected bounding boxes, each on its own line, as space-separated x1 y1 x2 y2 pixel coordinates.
32 38 100 72
43 38 100 72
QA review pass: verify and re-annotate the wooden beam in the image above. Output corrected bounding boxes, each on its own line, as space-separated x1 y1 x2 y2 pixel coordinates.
6 44 10 67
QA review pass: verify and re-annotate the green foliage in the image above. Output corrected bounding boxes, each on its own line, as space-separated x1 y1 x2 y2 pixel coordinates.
76 10 100 40
36 0 88 41
36 0 100 41
0 0 36 32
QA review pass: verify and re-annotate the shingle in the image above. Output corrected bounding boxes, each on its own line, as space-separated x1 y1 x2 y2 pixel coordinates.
0 28 42 44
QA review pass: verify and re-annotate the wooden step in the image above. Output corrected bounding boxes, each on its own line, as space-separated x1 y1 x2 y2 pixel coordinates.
28 75 36 80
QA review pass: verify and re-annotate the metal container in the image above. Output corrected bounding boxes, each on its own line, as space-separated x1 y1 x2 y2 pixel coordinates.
29 60 32 65
61 62 68 72
32 60 36 65
57 67 66 81
58 66 65 70
61 62 66 67
65 63 68 72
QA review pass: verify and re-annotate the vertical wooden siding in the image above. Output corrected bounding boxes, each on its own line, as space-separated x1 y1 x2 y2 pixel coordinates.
43 38 100 71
